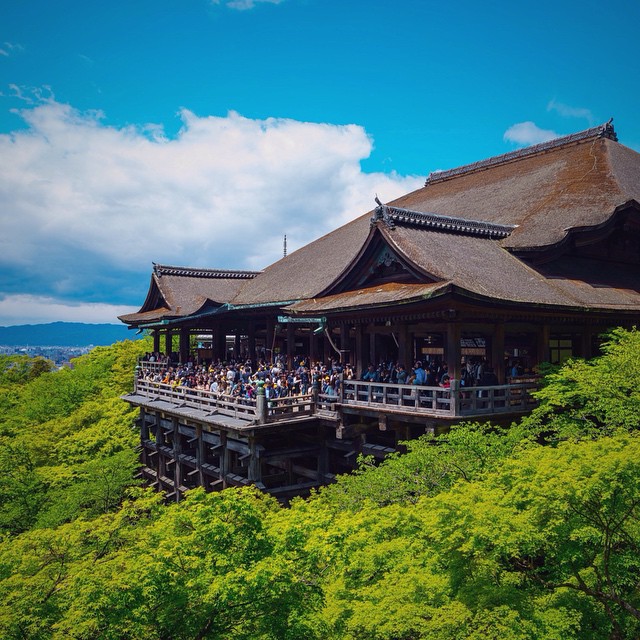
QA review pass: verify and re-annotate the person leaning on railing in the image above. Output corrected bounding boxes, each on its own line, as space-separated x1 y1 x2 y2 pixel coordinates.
412 361 427 385
362 364 380 382
395 364 408 384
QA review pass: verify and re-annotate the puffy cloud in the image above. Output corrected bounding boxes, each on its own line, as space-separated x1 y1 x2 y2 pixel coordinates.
0 101 423 324
503 121 559 146
0 295 137 326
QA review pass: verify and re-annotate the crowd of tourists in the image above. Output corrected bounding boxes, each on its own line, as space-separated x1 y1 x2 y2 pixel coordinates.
138 353 351 401
360 357 500 388
138 352 505 405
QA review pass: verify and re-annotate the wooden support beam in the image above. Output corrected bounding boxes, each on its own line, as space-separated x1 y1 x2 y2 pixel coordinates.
492 321 506 383
446 321 462 381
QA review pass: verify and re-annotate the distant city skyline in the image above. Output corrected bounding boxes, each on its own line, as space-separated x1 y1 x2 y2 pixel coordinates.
1 0 639 325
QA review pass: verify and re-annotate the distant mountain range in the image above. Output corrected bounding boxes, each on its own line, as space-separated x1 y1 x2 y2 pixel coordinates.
0 322 141 347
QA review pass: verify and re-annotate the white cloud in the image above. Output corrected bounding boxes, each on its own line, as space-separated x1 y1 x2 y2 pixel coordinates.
0 295 138 326
8 83 54 104
0 101 423 324
211 0 283 9
503 121 559 146
547 99 595 123
0 42 24 57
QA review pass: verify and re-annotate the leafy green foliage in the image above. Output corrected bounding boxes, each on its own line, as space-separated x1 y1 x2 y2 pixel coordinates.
1 330 640 638
0 488 318 640
0 354 54 387
316 421 531 510
0 339 149 533
522 327 640 440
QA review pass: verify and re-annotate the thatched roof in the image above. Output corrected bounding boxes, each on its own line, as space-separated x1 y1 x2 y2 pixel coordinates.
121 122 640 326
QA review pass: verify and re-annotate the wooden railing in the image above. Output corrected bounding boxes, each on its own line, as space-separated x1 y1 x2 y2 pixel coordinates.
457 382 538 415
134 378 314 424
264 393 315 421
133 367 538 422
135 379 257 420
341 379 538 416
137 360 172 374
341 380 455 415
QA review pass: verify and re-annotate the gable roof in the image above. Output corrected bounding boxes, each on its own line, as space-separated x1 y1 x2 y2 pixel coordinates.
119 263 260 326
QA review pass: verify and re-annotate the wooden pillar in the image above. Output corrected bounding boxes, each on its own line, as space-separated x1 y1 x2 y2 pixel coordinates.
234 334 241 363
164 330 173 360
155 413 164 447
139 408 148 441
309 329 317 365
369 331 376 366
446 322 461 382
537 323 550 366
322 329 330 364
398 324 411 368
336 323 346 363
581 327 593 360
317 423 328 482
266 317 276 362
215 327 226 362
354 324 364 375
153 330 160 354
195 425 205 488
211 327 219 362
248 323 256 365
492 321 506 384
156 414 166 488
220 432 229 489
286 323 295 370
248 436 261 482
179 329 190 364
172 417 181 501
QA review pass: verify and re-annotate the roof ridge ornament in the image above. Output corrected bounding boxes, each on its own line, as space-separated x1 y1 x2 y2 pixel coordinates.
425 120 618 186
371 195 395 229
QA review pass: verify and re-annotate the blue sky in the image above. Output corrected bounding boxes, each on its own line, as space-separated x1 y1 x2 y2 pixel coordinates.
1 0 639 325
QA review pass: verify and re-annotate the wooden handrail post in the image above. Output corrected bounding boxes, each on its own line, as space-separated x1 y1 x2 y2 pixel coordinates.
450 379 460 416
134 364 140 393
256 380 267 424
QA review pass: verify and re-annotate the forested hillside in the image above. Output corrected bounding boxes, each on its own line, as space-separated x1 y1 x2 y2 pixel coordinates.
0 331 639 639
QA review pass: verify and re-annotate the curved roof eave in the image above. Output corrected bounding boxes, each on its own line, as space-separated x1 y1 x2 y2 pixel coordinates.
504 199 640 260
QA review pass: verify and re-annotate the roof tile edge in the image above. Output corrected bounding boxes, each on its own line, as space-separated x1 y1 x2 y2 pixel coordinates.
371 204 516 239
153 263 261 279
425 120 618 186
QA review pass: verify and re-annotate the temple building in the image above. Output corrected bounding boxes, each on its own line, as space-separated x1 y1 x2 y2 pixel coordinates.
120 121 640 499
